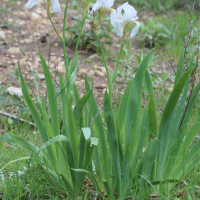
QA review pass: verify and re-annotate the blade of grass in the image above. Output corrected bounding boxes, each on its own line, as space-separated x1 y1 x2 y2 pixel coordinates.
104 91 121 197
157 66 194 180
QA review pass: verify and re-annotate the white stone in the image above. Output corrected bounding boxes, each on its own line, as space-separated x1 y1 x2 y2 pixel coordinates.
38 74 45 79
0 31 6 40
7 87 23 97
7 47 21 54
31 12 40 20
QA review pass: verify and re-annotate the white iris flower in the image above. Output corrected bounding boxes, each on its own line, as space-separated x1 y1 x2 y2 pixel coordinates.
110 2 140 38
88 0 115 14
25 0 61 13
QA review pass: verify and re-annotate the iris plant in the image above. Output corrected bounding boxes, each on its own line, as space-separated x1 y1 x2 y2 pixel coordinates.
88 1 140 104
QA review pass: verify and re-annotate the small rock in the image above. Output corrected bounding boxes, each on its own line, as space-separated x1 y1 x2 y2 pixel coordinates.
27 61 33 67
38 74 45 79
16 1 21 5
57 62 65 73
35 8 43 14
94 84 107 89
21 32 27 36
93 65 98 70
18 21 25 25
79 69 87 74
95 70 104 77
88 70 95 77
31 12 40 20
75 81 81 87
88 54 97 59
39 34 49 43
7 47 21 54
101 67 106 74
41 11 47 18
24 38 33 43
7 87 23 97
0 31 6 40
168 87 173 92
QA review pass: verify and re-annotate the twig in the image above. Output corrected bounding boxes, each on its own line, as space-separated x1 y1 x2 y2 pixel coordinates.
184 0 196 57
157 0 187 28
179 22 200 129
0 111 35 127
185 0 191 16
166 49 176 74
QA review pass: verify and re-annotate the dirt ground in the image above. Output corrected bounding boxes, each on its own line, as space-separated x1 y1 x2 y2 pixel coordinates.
0 0 173 109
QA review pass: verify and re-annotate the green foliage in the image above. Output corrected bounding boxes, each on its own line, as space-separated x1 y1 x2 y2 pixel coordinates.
83 50 200 198
140 18 176 48
131 0 184 11
1 52 98 198
66 15 112 51
2 47 200 198
1 0 200 198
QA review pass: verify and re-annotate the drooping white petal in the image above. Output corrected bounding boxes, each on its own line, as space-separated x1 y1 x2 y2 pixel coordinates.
116 2 138 22
110 9 124 37
102 0 114 9
123 3 138 21
116 2 127 19
110 9 117 28
88 3 94 14
88 2 102 14
92 3 102 12
51 0 61 12
115 19 124 37
88 0 114 14
130 22 140 38
25 0 38 9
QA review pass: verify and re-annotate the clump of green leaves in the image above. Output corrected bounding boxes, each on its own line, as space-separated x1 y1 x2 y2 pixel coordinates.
140 18 176 48
132 0 184 12
66 15 112 51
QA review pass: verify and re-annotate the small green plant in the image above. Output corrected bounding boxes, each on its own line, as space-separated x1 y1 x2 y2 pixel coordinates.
66 15 112 52
140 18 176 48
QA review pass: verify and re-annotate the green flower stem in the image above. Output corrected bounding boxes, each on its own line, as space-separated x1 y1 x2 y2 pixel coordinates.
62 0 70 97
63 0 69 40
65 18 85 99
116 39 125 73
48 15 62 40
75 18 86 53
96 34 112 104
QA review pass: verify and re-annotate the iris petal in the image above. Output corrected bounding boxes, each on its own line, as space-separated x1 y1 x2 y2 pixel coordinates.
88 0 114 14
115 19 124 37
25 0 38 9
92 3 102 13
116 2 138 22
110 9 117 28
130 22 140 38
103 0 114 9
51 0 61 12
